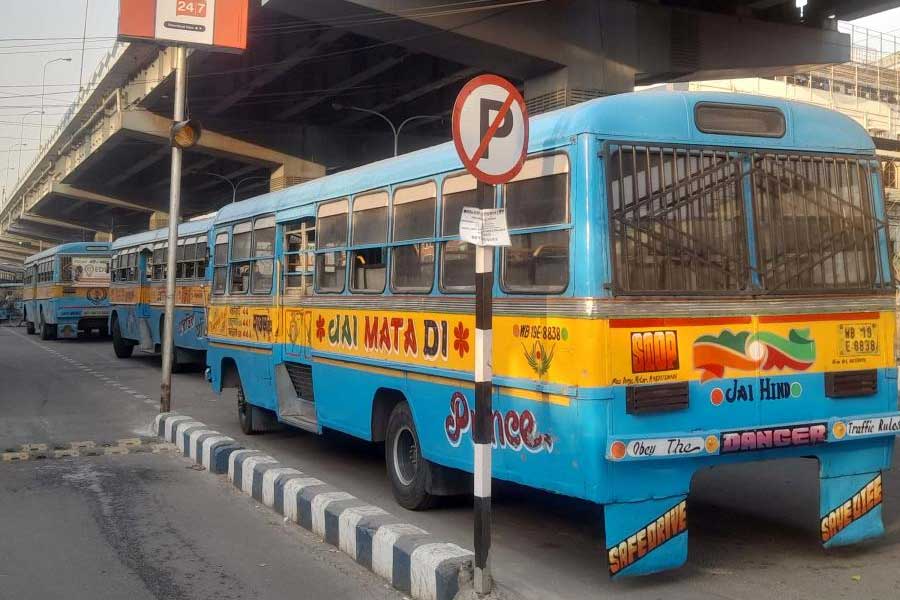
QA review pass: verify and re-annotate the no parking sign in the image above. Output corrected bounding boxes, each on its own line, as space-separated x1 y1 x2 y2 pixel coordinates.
451 74 529 185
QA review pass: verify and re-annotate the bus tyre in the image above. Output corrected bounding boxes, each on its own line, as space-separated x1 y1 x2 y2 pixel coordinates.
26 320 34 335
112 319 134 359
39 315 55 341
236 382 280 435
385 402 436 511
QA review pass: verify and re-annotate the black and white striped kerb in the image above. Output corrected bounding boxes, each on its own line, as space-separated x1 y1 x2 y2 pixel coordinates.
153 413 473 600
473 232 494 594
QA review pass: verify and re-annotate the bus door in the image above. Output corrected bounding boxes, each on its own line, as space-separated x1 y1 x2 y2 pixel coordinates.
136 249 152 319
276 212 317 429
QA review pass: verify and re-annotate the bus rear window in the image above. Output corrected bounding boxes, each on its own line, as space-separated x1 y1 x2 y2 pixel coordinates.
607 144 887 295
695 103 785 138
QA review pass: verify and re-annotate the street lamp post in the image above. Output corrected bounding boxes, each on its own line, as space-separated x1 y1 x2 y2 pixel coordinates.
331 103 442 156
41 57 72 145
205 173 270 203
18 111 41 181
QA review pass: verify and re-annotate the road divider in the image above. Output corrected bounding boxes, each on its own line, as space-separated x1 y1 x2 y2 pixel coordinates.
154 412 475 600
1 437 173 461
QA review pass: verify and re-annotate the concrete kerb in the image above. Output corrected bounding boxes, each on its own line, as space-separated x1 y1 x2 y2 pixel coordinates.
153 412 475 600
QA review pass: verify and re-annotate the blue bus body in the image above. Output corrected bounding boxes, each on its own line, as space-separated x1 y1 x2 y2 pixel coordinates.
109 219 212 365
204 91 898 577
23 242 112 339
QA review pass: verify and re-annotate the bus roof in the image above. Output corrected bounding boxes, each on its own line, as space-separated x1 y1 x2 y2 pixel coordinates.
208 90 876 226
110 218 214 251
24 242 111 265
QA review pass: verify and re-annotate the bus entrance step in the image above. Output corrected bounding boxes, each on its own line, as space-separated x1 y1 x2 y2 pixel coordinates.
280 414 318 434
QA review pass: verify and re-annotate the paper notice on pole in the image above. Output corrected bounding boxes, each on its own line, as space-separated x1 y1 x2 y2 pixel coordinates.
459 207 511 247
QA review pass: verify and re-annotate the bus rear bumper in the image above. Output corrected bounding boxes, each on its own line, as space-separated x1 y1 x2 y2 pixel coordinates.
603 411 899 578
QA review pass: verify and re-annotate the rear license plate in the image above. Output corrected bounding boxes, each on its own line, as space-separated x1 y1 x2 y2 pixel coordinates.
838 323 879 356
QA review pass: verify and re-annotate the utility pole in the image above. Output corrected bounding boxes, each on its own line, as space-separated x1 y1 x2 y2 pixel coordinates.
160 45 187 414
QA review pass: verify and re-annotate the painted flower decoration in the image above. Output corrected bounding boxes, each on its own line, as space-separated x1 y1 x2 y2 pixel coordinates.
315 315 326 342
453 321 470 358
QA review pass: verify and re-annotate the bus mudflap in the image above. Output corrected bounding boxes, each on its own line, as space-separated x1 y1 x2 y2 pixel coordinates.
819 470 884 548
604 494 689 578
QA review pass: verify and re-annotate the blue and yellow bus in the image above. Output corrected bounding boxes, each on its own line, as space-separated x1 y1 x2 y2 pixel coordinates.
204 91 898 576
0 262 23 322
109 219 212 368
23 242 111 339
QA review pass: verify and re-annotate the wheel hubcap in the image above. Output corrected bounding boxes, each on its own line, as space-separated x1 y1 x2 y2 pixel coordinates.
393 426 418 486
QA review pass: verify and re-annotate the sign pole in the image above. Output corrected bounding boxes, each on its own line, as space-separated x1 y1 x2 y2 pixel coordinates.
473 181 494 595
451 73 528 597
160 44 187 414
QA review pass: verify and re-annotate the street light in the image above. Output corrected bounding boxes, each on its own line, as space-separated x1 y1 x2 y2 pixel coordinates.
204 173 270 203
331 103 443 156
18 111 41 181
41 57 72 145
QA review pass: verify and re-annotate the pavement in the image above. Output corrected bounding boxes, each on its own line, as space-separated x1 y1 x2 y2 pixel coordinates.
3 325 900 599
0 326 403 600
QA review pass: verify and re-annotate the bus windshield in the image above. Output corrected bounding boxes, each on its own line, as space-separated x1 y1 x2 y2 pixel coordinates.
607 145 888 295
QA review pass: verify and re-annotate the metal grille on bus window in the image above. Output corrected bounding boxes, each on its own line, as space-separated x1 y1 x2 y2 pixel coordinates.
750 153 884 292
608 145 750 293
60 256 72 282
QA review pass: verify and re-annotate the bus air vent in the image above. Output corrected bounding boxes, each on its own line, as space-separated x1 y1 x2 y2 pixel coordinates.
285 362 315 402
825 370 878 398
626 382 689 415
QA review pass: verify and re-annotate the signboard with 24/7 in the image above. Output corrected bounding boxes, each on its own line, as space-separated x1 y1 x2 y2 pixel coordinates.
452 74 529 246
118 0 248 52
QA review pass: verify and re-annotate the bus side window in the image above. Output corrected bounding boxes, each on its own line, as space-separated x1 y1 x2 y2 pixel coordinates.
350 191 388 293
284 217 315 296
501 154 570 294
440 173 490 293
251 216 276 295
230 221 252 294
391 181 436 293
315 199 348 293
128 250 137 282
213 232 229 294
195 236 208 279
152 243 167 280
176 239 186 279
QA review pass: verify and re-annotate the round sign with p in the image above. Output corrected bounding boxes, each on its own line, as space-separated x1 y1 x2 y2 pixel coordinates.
452 74 529 185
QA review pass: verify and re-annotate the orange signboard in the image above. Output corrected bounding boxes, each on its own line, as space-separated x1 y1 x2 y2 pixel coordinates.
118 0 248 52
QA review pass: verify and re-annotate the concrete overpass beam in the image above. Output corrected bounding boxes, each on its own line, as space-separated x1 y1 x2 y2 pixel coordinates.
274 53 407 120
51 183 156 214
120 111 325 180
0 251 27 263
0 241 32 256
19 213 98 232
208 29 345 116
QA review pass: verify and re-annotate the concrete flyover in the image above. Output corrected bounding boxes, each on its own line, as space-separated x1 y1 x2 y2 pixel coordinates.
1 0 898 259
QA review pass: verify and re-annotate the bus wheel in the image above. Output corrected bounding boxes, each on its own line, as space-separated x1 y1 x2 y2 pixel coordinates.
386 402 435 511
112 319 134 359
25 319 34 335
39 314 55 341
237 381 280 435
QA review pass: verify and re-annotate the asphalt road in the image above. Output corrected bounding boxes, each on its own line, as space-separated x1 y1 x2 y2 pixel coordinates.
0 326 402 600
4 325 900 599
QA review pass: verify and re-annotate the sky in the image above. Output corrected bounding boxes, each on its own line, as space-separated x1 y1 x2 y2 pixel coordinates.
1 1 900 198
0 0 118 198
